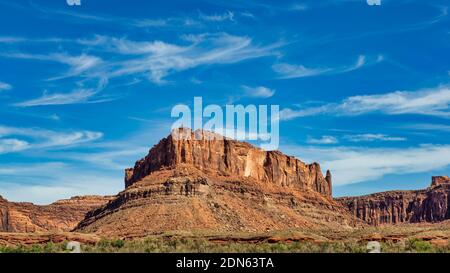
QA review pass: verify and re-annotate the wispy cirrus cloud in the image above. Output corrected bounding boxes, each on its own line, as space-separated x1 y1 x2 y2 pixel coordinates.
3 33 281 86
273 55 382 79
284 143 450 186
400 123 450 132
76 35 186 56
13 77 110 107
306 135 338 145
26 1 253 29
0 81 12 91
343 134 407 143
242 85 275 98
272 63 331 79
199 11 235 22
281 85 450 120
306 133 406 145
0 125 103 154
1 52 103 80
0 36 26 43
25 0 206 30
0 36 68 44
1 32 280 108
12 87 117 107
0 139 29 154
14 88 98 107
79 33 281 84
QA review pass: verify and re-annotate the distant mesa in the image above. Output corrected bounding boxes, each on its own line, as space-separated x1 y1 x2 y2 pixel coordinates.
0 196 112 233
337 176 450 226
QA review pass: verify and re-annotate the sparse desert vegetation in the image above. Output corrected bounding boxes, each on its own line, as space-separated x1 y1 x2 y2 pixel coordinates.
2 223 450 253
1 237 449 254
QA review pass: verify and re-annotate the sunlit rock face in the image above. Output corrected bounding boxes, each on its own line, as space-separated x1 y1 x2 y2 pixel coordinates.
337 177 450 226
125 128 332 197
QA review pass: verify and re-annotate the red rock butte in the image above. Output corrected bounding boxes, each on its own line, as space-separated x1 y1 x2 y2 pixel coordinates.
74 128 356 237
125 128 332 196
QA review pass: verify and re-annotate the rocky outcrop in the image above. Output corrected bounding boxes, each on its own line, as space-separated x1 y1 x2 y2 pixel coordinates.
0 196 112 233
0 232 100 247
125 128 332 197
75 129 359 237
337 177 450 226
76 168 359 237
431 176 450 187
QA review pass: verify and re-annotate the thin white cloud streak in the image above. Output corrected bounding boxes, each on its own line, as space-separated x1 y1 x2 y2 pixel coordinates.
14 88 98 107
25 1 205 30
306 136 338 145
272 63 331 78
0 139 29 153
13 78 111 107
0 125 103 154
2 52 103 79
0 36 68 44
56 147 150 171
76 35 186 56
403 5 448 31
239 12 256 19
26 2 255 29
0 36 26 43
283 144 450 186
242 85 275 98
401 123 450 132
0 81 12 91
84 33 281 84
280 85 450 120
4 33 281 86
343 134 407 142
199 11 235 22
273 55 380 79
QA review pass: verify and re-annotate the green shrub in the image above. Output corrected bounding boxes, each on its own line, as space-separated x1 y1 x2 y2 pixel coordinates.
407 239 434 253
111 240 125 249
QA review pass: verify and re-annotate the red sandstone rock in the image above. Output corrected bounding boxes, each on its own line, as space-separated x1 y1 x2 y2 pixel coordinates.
337 177 450 226
75 129 358 237
125 128 332 197
0 196 112 233
0 232 100 247
431 176 450 187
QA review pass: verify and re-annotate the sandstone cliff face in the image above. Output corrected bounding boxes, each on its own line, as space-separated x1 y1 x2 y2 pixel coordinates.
337 176 450 226
75 129 359 237
0 196 112 233
125 128 332 197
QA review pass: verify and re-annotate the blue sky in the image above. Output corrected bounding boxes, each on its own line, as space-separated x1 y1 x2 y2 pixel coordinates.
0 0 449 204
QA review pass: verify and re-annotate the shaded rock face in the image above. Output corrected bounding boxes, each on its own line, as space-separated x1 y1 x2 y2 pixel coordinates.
125 128 332 197
0 196 112 233
337 178 450 226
